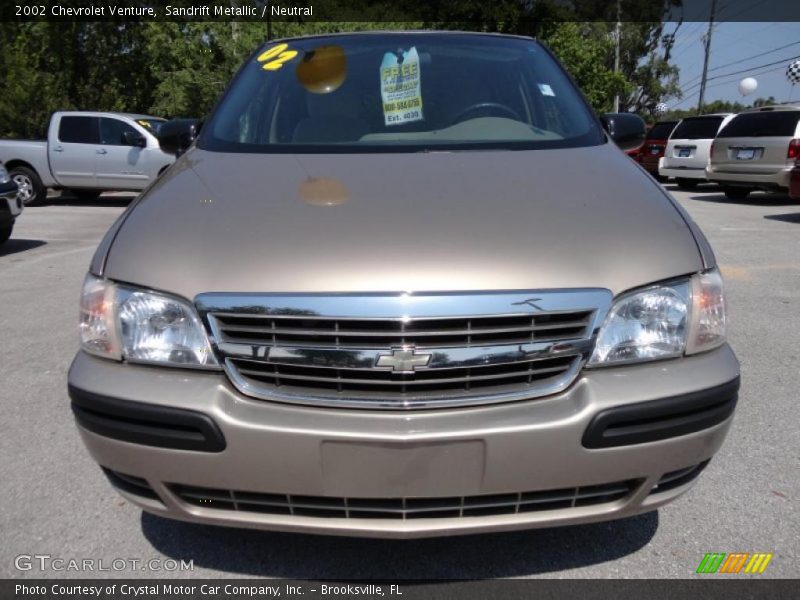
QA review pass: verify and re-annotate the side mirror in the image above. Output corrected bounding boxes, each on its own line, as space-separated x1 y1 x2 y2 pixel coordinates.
122 131 147 148
157 119 200 157
602 113 646 153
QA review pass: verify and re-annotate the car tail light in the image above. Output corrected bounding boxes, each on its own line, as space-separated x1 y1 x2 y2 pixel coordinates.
788 139 800 160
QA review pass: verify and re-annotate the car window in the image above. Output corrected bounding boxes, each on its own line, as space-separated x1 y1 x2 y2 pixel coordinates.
201 34 604 153
136 118 165 134
58 116 100 144
100 118 140 146
646 121 676 140
717 111 800 138
671 116 725 140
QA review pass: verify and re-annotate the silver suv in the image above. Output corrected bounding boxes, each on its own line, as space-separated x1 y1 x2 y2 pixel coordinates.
706 105 800 199
69 32 739 538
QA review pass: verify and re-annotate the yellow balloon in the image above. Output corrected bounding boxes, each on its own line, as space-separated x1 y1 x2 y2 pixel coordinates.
296 46 347 94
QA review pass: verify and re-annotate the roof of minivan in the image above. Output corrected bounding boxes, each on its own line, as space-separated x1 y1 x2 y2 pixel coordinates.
676 113 734 121
265 30 537 44
742 104 800 113
54 111 165 120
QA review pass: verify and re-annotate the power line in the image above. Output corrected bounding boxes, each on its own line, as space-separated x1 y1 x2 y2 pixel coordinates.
681 39 800 88
670 23 710 62
681 53 800 96
709 40 800 76
670 63 787 109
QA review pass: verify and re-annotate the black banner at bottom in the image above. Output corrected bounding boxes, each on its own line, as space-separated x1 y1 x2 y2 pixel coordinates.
4 579 797 600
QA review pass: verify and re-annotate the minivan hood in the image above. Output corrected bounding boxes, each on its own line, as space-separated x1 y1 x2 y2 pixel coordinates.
104 146 702 299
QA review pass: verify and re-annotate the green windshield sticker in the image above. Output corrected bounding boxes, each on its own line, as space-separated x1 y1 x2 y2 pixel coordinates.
380 47 423 126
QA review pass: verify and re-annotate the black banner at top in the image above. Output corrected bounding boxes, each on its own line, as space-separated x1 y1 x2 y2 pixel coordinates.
3 0 800 23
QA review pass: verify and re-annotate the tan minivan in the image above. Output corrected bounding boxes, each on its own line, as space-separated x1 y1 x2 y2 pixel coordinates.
69 32 739 538
706 104 800 199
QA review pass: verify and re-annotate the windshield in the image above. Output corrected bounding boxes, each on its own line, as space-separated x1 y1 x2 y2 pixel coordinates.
717 111 800 138
646 121 677 140
136 118 166 134
671 116 725 140
199 33 604 153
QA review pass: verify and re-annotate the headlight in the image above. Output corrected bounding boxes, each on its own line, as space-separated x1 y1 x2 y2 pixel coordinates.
588 268 726 366
79 275 218 368
0 165 9 184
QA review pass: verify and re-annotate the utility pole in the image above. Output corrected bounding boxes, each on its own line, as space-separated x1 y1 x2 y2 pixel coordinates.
696 0 717 114
612 0 621 112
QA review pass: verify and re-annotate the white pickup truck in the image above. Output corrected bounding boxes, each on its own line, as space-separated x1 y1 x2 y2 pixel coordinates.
0 111 175 205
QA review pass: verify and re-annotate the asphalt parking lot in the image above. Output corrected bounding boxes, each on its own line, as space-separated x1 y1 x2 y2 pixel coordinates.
1 185 797 579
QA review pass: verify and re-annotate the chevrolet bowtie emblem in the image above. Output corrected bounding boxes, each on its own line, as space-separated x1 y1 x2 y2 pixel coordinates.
375 348 432 373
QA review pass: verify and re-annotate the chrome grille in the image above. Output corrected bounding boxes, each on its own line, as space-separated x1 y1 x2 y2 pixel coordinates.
171 479 638 520
196 291 610 409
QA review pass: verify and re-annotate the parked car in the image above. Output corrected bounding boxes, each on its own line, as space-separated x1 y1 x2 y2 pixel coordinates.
636 120 678 179
659 113 736 189
0 163 22 244
69 32 738 539
0 112 174 206
706 104 800 199
790 158 800 200
604 112 646 156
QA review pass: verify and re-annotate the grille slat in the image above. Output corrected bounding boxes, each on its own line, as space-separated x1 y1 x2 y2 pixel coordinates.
234 362 572 388
171 479 638 520
212 311 593 349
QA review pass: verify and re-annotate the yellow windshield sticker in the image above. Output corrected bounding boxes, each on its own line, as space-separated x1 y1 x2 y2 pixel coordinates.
137 120 153 129
257 43 298 71
380 47 423 126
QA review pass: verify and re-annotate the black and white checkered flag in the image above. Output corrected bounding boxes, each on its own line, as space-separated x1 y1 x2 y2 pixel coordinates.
787 60 800 85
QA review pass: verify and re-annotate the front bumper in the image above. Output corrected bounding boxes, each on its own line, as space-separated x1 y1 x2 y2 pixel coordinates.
68 345 740 538
0 181 21 218
706 165 792 190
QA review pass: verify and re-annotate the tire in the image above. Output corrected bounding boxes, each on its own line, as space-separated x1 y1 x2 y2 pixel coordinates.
676 178 698 190
723 186 751 200
9 166 46 206
70 190 101 202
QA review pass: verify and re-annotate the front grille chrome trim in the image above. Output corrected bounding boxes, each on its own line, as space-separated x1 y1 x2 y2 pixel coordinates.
196 290 612 410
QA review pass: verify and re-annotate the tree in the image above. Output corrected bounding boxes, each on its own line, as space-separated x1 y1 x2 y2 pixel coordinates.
543 22 630 112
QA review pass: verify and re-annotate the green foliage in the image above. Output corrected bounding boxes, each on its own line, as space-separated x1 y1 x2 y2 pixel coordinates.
543 22 630 112
0 13 684 137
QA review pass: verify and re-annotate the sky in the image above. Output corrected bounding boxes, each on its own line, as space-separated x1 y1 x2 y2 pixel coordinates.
667 21 800 110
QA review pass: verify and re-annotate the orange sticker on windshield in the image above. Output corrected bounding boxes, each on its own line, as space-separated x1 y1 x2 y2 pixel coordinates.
257 43 298 71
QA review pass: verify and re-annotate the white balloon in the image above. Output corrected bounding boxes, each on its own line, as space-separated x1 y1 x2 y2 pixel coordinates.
738 77 758 97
